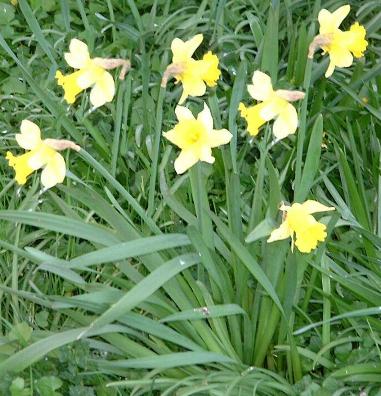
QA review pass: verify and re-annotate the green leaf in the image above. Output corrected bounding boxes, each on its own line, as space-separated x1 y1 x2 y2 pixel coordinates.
160 304 246 323
295 114 324 202
96 351 235 369
77 254 200 338
68 234 191 269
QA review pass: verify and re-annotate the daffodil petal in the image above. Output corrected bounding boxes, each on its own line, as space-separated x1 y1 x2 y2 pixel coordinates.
16 120 42 150
318 5 350 34
179 78 206 104
208 129 232 148
76 69 96 89
302 200 335 214
171 34 203 63
259 100 281 121
329 45 353 68
197 103 213 131
247 71 273 101
64 39 90 69
325 60 336 78
174 150 199 174
163 128 183 147
40 152 66 189
175 106 194 122
89 71 115 108
267 221 292 243
331 5 350 28
199 146 215 164
272 103 298 140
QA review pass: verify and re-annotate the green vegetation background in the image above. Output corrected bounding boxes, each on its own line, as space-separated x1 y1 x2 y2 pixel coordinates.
0 0 380 395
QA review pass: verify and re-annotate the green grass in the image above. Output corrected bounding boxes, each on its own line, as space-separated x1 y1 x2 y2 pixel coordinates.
0 0 380 394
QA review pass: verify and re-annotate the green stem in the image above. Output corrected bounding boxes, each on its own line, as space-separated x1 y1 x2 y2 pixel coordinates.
147 87 165 216
294 58 312 198
189 163 214 250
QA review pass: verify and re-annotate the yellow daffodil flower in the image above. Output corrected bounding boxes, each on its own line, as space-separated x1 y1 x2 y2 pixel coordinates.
56 39 130 108
309 5 368 77
163 103 232 174
268 200 335 253
6 120 80 189
239 71 305 140
162 34 221 104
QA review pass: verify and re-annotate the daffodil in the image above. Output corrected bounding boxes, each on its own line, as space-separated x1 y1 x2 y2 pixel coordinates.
6 120 80 189
162 34 221 104
268 200 335 253
163 103 232 174
239 71 305 140
56 39 130 108
309 5 368 77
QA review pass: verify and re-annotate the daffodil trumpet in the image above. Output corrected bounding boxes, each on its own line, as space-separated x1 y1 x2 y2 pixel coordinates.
308 5 368 77
56 39 130 108
6 120 80 189
162 34 221 104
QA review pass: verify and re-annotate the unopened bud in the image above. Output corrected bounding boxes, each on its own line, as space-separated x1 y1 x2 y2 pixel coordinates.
161 63 185 88
93 58 131 80
45 139 81 152
276 90 305 102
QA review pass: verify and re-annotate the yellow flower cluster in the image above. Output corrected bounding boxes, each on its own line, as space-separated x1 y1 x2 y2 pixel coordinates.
5 4 367 253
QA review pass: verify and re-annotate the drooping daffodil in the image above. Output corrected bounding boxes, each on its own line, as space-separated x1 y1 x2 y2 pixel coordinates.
56 39 130 108
308 5 368 77
162 34 221 104
6 120 80 189
163 103 232 174
268 200 335 253
239 71 305 140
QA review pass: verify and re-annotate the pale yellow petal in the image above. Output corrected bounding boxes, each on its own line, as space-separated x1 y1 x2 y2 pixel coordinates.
331 5 350 28
329 45 353 68
318 5 350 34
77 70 96 89
64 39 90 69
163 128 182 147
208 129 232 148
175 106 194 122
259 99 281 121
247 71 273 101
89 71 115 108
171 34 203 63
197 103 213 131
325 60 336 78
302 200 335 214
174 149 199 174
199 146 215 164
40 152 66 189
16 120 42 150
272 103 298 140
179 77 206 104
267 221 292 243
